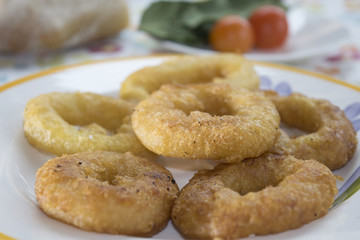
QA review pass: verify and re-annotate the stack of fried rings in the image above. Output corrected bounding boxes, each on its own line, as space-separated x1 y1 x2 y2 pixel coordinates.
23 92 156 160
27 54 357 238
119 53 260 103
28 54 262 237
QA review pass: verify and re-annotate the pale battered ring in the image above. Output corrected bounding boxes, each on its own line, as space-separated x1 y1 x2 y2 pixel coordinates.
23 92 155 159
35 151 179 236
171 154 337 239
119 53 260 103
132 83 280 163
265 91 357 170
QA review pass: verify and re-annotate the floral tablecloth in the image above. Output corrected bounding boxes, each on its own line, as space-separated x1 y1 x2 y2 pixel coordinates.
0 0 360 87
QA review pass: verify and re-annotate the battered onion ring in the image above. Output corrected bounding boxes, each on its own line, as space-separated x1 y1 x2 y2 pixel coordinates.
264 91 357 170
23 92 155 159
120 53 260 102
171 154 337 239
35 151 179 236
132 83 280 162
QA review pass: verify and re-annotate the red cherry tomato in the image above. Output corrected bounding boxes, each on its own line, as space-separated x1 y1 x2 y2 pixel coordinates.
209 15 255 53
249 5 288 49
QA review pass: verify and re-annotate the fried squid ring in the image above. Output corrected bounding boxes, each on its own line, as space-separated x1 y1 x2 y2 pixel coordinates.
120 53 260 102
35 151 179 236
23 92 155 159
132 83 280 163
171 155 337 239
265 91 357 170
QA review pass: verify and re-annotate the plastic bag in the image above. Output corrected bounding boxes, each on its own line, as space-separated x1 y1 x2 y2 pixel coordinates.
0 0 129 52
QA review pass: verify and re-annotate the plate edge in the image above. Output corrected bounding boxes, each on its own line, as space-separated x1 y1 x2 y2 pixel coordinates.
1 54 359 94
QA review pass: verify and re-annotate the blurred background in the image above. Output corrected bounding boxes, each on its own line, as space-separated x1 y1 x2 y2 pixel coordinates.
0 0 359 87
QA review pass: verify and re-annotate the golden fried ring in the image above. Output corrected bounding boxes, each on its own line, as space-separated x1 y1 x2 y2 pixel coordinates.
132 83 280 163
171 155 337 239
120 53 260 102
35 151 179 236
265 91 357 170
23 92 155 159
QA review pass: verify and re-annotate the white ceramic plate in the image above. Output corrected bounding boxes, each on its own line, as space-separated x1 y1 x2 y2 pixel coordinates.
0 56 360 240
155 8 351 62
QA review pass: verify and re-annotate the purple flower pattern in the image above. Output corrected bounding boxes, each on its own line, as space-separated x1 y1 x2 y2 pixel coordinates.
259 75 292 96
344 103 360 132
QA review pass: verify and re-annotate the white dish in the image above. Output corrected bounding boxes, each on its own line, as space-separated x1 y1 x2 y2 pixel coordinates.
156 8 351 62
0 56 359 240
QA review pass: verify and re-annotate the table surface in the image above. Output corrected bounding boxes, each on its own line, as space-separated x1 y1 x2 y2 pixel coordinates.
1 2 360 239
0 0 360 88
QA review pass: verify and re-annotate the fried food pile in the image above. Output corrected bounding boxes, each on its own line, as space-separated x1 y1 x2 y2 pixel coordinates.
24 53 357 239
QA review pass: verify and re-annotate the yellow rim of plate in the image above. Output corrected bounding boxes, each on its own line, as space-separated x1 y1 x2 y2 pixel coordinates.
0 232 17 240
1 54 360 93
253 60 360 92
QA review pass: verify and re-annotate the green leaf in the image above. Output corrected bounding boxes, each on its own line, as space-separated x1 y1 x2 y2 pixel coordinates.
332 176 360 208
139 0 286 46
